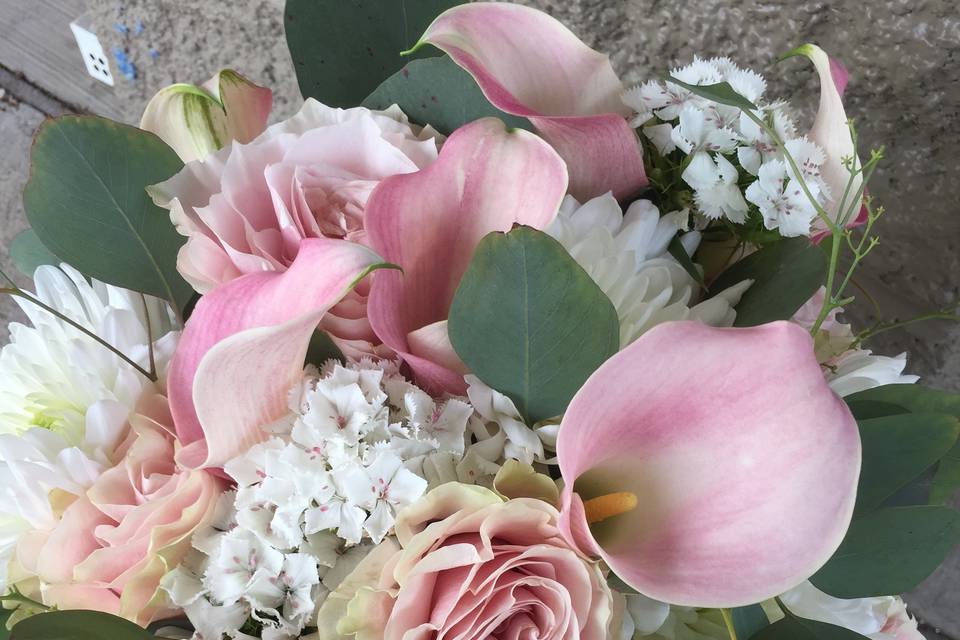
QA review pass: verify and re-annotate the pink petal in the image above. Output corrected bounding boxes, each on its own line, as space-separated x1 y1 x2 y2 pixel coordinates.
208 69 273 145
794 45 863 231
366 118 567 394
168 238 388 468
557 321 860 607
417 2 646 200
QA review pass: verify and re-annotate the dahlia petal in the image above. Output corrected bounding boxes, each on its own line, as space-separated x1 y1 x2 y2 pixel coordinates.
417 2 646 200
557 320 860 607
366 118 567 394
167 238 387 468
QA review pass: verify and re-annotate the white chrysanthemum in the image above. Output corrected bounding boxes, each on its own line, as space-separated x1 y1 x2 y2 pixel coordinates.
547 193 752 346
0 264 178 594
792 288 919 396
0 264 178 444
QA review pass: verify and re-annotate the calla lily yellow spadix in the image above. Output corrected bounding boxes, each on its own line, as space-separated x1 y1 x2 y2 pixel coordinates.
557 320 861 608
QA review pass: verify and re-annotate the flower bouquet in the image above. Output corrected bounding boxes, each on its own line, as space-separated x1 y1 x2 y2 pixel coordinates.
2 2 958 640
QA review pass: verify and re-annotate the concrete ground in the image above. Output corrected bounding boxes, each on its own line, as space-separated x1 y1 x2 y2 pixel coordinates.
0 0 957 637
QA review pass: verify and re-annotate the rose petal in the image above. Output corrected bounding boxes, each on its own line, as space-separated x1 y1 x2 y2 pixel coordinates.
168 238 388 467
366 118 567 394
416 2 646 200
557 320 860 607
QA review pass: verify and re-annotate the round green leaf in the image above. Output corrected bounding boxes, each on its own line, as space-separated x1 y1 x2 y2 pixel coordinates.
448 226 620 424
856 413 960 513
23 116 191 314
811 505 960 598
710 237 827 326
363 56 530 134
8 229 60 278
749 616 869 640
10 610 154 640
284 0 458 107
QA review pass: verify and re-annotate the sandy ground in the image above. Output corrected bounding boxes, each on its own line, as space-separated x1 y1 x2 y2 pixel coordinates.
0 0 958 636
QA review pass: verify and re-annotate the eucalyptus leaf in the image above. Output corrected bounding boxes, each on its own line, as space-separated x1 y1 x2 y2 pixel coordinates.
749 615 869 640
856 413 959 513
811 505 960 598
8 229 60 278
709 237 827 326
731 605 769 640
666 77 759 111
23 116 192 315
448 226 620 424
285 0 457 107
846 385 960 504
363 56 530 134
10 610 154 640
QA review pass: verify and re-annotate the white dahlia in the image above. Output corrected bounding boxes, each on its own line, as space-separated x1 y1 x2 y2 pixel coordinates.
546 193 751 346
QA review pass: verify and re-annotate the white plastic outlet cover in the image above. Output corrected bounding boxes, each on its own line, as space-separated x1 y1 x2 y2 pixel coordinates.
70 19 114 87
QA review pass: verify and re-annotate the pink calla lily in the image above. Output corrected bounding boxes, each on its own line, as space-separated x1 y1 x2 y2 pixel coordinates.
167 238 389 469
413 2 646 201
557 320 860 607
790 44 866 233
366 117 568 395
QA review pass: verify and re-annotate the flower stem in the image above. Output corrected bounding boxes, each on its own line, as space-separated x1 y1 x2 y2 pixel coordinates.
720 608 738 640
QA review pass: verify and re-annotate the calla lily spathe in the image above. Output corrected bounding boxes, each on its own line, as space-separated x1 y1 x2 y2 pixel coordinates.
557 320 861 608
413 2 646 201
788 44 866 232
365 117 568 395
140 69 272 163
166 238 389 469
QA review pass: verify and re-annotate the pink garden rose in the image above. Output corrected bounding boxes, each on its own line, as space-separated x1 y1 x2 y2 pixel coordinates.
18 393 222 626
149 100 439 358
317 483 615 640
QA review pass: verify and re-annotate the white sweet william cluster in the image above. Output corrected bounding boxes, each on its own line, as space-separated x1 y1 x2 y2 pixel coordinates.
161 359 550 639
624 57 829 237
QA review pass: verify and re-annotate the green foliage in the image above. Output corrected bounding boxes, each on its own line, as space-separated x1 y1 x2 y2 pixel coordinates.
666 77 759 112
748 615 869 640
8 229 59 278
667 236 706 289
709 237 827 326
363 56 529 134
305 330 346 367
846 385 960 505
855 413 959 513
23 116 192 315
9 610 155 640
448 226 619 424
284 0 457 107
810 505 960 598
731 605 769 640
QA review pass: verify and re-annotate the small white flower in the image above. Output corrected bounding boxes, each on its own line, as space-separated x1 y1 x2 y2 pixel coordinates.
339 451 427 543
780 582 925 640
682 152 749 222
671 106 740 155
466 376 545 464
745 160 819 236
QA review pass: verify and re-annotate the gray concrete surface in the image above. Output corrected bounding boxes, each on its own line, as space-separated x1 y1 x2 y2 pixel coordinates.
0 0 958 636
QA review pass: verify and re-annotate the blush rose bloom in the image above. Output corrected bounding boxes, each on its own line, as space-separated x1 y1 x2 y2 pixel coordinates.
148 100 439 358
18 393 222 626
317 483 615 640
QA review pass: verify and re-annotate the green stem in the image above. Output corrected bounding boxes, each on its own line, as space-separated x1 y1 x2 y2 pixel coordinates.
1 287 157 382
720 608 738 640
139 293 158 380
1 588 50 611
855 312 960 345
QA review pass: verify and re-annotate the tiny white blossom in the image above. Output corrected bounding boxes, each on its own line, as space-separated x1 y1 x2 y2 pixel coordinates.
339 451 428 543
745 160 819 236
682 152 749 222
671 106 740 155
